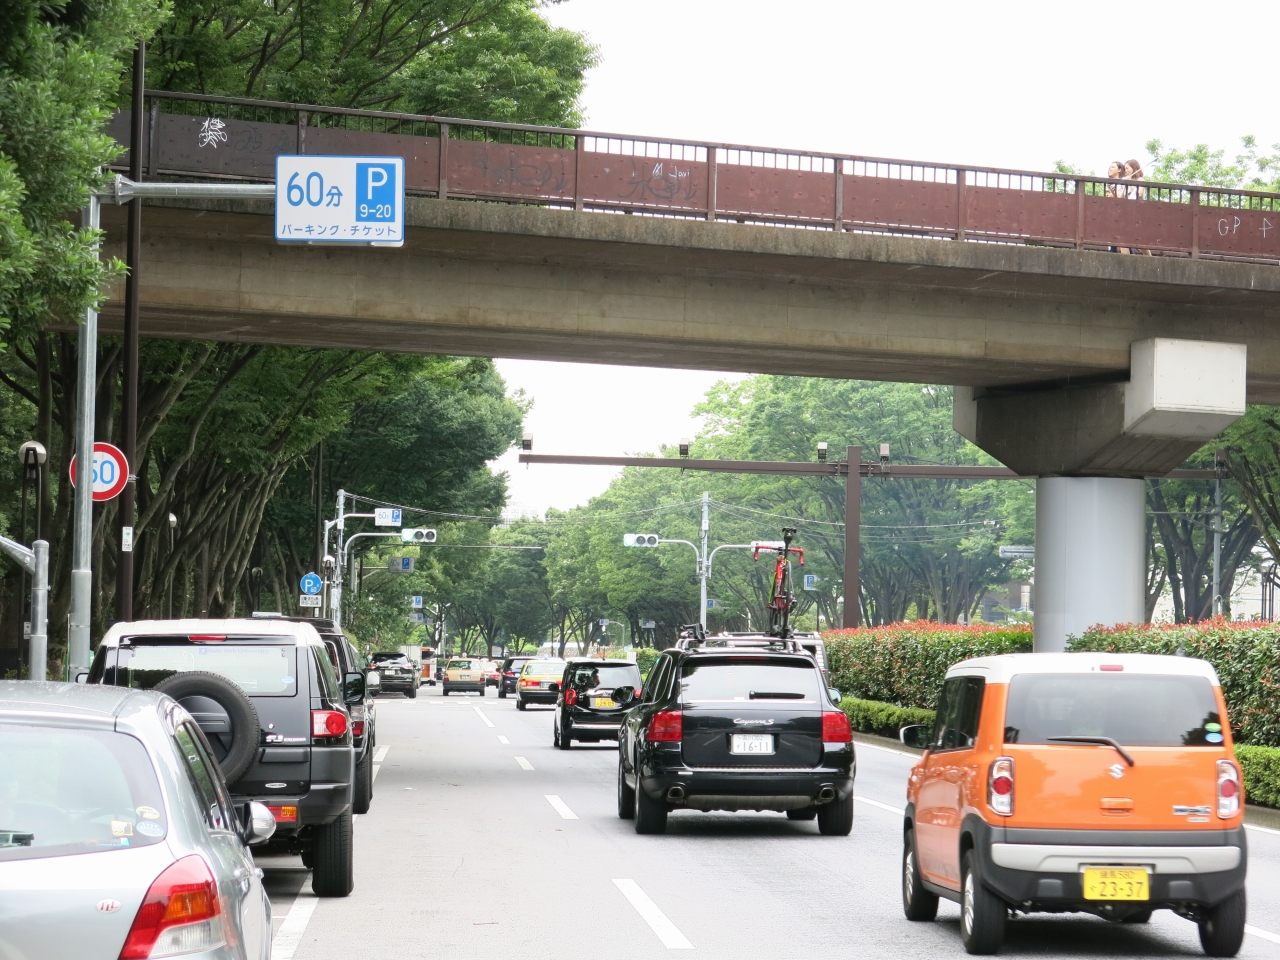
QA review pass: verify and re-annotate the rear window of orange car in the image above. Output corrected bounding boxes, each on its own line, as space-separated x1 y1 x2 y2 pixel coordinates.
1003 673 1224 747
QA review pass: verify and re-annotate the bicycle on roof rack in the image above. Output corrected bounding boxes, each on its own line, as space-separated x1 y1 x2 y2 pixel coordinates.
755 527 804 639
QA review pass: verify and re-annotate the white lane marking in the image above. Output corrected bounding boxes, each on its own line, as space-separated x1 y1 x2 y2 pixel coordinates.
271 894 319 960
855 795 905 815
1245 822 1280 837
545 795 578 820
515 756 534 771
1247 925 1280 944
372 766 381 783
612 879 693 949
497 735 510 744
474 707 495 728
373 745 389 762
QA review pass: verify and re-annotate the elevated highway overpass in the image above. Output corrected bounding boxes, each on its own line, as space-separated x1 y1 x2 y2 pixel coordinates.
96 92 1280 647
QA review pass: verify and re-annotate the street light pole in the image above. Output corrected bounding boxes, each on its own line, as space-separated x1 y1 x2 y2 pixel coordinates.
700 491 709 628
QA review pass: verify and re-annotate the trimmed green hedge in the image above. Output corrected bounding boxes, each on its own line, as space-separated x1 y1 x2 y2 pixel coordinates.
1070 619 1280 748
824 623 1032 710
1237 745 1280 809
840 697 935 741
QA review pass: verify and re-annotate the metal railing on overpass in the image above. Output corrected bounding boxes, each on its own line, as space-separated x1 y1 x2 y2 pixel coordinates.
109 90 1280 264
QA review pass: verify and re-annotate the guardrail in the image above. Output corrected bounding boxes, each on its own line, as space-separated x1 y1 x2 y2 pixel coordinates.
108 90 1280 264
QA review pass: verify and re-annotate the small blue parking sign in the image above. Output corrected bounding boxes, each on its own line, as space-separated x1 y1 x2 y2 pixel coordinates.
300 572 323 595
275 155 404 246
356 163 397 222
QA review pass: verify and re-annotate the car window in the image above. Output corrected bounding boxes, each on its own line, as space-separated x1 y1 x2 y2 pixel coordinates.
1004 673 1222 746
679 658 821 703
323 640 344 674
567 663 642 691
449 660 474 670
117 640 298 696
311 646 341 702
174 723 233 832
930 677 984 751
521 661 566 678
644 657 672 702
0 723 169 862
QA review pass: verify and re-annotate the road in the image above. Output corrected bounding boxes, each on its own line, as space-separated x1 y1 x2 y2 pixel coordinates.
258 685 1280 960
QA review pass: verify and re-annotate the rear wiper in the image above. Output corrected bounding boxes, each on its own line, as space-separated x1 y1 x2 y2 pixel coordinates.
748 691 805 700
1048 736 1135 767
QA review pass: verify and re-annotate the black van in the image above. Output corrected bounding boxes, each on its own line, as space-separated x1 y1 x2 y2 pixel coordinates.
87 618 360 896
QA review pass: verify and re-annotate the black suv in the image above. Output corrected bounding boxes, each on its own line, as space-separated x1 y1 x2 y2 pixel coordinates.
498 656 536 698
87 618 361 895
252 614 377 815
615 635 855 836
553 658 643 749
369 651 420 697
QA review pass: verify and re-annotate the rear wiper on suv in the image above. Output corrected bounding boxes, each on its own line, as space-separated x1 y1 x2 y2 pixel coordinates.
1047 736 1135 767
748 691 806 700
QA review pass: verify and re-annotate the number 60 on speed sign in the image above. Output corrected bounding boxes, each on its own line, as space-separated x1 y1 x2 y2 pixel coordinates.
275 155 405 247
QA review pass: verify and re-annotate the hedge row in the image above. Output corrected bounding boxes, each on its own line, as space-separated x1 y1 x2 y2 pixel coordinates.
1069 620 1280 748
1237 745 1280 809
840 697 935 741
824 623 1032 710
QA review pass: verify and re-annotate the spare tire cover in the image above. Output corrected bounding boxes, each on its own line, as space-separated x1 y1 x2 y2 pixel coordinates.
156 670 261 784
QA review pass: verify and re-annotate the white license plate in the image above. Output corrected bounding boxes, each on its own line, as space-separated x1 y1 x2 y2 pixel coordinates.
730 733 774 755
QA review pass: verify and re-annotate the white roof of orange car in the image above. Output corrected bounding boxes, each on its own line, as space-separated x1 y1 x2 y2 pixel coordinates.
947 651 1220 686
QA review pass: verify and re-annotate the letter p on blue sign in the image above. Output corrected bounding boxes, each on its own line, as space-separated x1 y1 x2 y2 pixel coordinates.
356 162 397 222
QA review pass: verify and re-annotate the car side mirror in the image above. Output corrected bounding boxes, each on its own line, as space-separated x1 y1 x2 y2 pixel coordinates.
612 686 636 705
239 801 277 845
900 724 931 749
74 671 89 684
827 688 842 704
343 672 365 704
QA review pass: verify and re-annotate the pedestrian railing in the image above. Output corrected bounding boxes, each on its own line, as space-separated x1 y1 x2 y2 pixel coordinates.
108 91 1280 264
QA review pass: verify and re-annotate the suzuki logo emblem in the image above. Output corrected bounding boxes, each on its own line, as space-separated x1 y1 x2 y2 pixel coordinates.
1108 763 1125 779
733 718 774 725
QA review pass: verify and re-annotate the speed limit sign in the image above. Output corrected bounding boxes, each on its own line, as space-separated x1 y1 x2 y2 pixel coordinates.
68 442 129 502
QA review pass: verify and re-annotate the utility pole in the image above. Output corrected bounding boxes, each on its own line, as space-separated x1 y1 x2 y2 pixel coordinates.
116 39 146 621
700 491 710 629
1213 449 1226 617
844 445 860 628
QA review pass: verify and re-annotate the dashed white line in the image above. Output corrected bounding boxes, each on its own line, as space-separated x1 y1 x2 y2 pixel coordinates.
514 756 534 771
1247 925 1280 944
545 795 578 820
1246 822 1280 837
855 795 905 815
612 879 693 949
270 895 319 960
474 707 495 728
372 765 382 783
373 745 389 762
497 735 510 744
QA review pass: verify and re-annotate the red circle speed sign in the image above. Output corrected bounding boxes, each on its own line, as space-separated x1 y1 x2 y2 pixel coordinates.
68 442 129 502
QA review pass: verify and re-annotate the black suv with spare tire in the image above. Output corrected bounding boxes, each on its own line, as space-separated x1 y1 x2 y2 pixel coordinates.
87 617 362 896
614 632 856 836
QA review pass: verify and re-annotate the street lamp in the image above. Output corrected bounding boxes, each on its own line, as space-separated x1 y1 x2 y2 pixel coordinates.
167 513 178 618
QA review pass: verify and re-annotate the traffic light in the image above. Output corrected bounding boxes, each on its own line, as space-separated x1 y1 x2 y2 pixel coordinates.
624 533 660 547
401 528 437 543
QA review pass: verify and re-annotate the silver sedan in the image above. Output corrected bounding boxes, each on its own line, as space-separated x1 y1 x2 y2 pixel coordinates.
0 681 277 960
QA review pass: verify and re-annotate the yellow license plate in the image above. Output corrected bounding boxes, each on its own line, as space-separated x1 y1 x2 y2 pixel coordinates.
1082 867 1149 901
592 697 617 708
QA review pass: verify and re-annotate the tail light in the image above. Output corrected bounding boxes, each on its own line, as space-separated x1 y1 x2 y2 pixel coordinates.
988 757 1014 816
634 687 642 699
118 855 223 959
312 710 348 738
647 710 682 742
520 678 538 688
822 710 852 743
564 688 578 706
1217 759 1241 818
504 671 515 676
352 719 365 738
267 805 297 822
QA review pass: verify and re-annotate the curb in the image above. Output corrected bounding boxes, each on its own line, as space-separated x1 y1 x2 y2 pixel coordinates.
1246 803 1280 830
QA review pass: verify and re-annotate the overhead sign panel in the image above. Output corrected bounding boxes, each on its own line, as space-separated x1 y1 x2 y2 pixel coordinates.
389 556 415 574
374 508 402 526
275 155 405 246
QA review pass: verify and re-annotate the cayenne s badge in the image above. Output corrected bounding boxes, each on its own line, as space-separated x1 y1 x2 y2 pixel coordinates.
96 899 122 913
733 718 774 725
1108 763 1125 779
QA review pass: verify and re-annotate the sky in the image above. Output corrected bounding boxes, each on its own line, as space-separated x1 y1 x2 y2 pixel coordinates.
491 0 1280 516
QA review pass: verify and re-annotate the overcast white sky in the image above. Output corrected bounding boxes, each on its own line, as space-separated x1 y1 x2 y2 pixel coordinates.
491 0 1279 515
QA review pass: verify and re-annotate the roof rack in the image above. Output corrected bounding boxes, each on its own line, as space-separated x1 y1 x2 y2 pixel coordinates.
674 634 806 654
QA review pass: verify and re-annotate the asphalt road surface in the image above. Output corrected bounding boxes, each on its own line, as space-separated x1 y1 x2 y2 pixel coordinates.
259 685 1280 960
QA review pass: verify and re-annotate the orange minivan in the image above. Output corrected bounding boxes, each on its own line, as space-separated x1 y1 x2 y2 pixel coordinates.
900 653 1247 956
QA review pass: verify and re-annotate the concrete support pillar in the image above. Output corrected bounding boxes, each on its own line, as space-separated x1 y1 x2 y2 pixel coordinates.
1034 477 1145 652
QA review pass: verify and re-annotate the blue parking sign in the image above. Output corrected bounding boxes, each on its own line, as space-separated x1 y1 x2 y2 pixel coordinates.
356 163 397 222
300 572 323 595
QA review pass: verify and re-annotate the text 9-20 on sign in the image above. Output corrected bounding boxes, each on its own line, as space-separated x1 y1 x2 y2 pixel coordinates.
275 155 405 247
